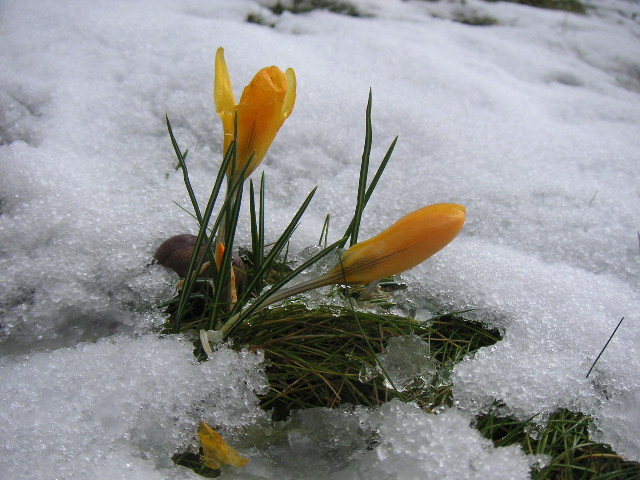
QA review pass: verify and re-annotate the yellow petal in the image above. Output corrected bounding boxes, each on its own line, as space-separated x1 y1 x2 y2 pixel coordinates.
214 47 236 156
233 66 289 178
327 204 466 285
215 242 225 271
282 68 296 118
199 421 249 469
214 47 235 115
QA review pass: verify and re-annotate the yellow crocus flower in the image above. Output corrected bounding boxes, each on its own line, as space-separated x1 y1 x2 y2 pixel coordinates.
324 203 466 285
214 47 296 181
247 203 466 310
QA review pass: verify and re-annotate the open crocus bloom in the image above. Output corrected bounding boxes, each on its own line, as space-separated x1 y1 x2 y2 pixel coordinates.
215 47 296 181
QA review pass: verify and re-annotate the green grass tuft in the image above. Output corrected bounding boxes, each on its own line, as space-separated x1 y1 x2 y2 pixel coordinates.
269 0 364 17
231 301 497 420
484 0 586 14
477 409 640 479
453 9 499 26
246 12 276 28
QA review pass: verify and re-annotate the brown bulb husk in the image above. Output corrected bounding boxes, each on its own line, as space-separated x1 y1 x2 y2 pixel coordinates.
154 234 248 296
154 234 205 278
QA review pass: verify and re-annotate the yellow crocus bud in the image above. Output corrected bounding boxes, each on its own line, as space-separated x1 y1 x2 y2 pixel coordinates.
241 203 466 316
325 203 466 285
214 47 296 181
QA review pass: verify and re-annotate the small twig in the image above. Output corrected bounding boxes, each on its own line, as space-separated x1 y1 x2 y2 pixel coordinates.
586 317 625 378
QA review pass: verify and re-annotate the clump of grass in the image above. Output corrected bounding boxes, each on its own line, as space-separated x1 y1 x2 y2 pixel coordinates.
246 12 276 28
477 409 640 479
231 302 497 420
160 252 498 420
453 9 499 26
484 0 586 14
162 86 401 344
269 0 364 17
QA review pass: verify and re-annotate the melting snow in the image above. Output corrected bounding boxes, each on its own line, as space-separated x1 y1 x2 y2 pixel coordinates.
1 0 639 477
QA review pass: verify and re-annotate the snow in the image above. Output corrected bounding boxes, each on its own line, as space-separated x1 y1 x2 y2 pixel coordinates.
361 334 439 392
1 0 639 478
224 401 535 480
0 335 268 479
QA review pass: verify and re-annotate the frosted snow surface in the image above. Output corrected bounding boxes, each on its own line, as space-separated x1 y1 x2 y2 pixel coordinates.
1 0 639 478
0 335 268 479
361 334 439 392
221 401 534 480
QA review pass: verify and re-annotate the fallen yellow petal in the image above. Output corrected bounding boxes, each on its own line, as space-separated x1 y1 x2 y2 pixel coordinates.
199 421 249 469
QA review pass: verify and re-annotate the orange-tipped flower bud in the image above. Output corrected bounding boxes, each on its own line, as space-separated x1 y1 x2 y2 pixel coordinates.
214 47 296 181
217 204 466 335
325 203 466 285
257 203 466 309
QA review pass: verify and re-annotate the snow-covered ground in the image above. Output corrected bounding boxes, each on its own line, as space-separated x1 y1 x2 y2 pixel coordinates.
1 0 639 478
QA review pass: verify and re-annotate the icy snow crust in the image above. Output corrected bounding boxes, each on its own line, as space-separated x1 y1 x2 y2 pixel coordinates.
1 0 639 477
0 336 268 479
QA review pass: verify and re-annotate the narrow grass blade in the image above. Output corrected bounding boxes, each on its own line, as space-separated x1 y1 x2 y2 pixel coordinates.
166 114 202 224
342 135 397 246
249 175 267 295
363 135 397 204
173 141 237 331
586 317 625 378
318 214 330 248
250 179 259 264
220 236 346 337
208 179 245 329
232 187 318 315
349 89 373 247
172 201 199 223
165 114 202 224
255 173 266 293
174 149 188 171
